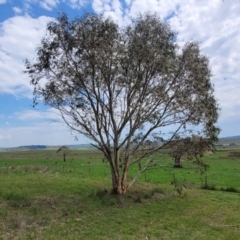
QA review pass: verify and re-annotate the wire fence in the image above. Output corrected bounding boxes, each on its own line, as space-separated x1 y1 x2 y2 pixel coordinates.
1 161 239 193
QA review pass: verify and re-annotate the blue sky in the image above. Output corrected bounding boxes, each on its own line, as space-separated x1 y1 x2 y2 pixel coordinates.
0 0 240 147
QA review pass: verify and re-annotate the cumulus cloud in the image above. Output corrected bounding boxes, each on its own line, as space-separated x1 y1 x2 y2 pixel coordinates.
39 0 60 10
12 7 23 14
167 1 240 121
92 0 128 25
22 0 88 11
0 15 54 96
67 0 88 9
15 109 62 122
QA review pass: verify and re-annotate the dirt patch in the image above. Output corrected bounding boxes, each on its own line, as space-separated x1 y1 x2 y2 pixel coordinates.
152 192 165 200
10 165 50 173
32 196 57 209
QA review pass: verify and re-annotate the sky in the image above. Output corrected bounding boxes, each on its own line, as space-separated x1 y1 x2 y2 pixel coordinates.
0 0 239 147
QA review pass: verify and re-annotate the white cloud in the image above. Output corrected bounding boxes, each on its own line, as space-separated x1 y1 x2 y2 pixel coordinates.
15 109 61 122
13 7 23 14
0 133 11 141
0 15 54 96
0 106 89 147
0 122 88 147
0 0 7 4
92 0 179 26
165 1 240 123
92 0 128 26
0 99 96 146
68 0 87 9
22 0 89 11
39 0 59 10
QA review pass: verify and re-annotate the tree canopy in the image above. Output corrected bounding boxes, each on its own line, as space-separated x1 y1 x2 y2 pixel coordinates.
167 135 212 169
57 145 70 162
25 12 220 194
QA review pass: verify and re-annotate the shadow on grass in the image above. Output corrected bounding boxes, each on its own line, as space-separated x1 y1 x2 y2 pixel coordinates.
87 186 166 206
201 185 239 193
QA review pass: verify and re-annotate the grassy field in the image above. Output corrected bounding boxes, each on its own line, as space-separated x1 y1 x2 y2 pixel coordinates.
0 149 240 239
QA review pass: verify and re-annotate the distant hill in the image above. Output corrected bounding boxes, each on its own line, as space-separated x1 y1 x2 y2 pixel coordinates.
1 136 240 152
221 135 240 139
18 145 47 150
22 144 95 150
52 144 94 150
0 144 95 152
217 136 240 146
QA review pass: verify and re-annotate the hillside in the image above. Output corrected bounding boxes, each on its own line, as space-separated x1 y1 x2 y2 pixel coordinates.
0 144 95 152
1 135 240 152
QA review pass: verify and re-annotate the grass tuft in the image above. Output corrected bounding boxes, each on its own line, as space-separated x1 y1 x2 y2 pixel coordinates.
201 184 217 191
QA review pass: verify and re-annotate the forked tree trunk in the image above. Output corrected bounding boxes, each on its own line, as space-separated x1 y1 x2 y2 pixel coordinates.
112 177 128 194
111 165 128 195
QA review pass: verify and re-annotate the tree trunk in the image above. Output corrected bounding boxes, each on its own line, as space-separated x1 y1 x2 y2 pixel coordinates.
174 154 182 168
109 150 129 194
111 178 128 194
111 168 128 195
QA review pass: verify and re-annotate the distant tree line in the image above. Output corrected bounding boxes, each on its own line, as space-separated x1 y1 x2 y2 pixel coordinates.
19 145 47 150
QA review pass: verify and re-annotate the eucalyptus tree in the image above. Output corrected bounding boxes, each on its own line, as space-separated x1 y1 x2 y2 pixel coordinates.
168 135 213 168
25 12 220 194
57 145 70 162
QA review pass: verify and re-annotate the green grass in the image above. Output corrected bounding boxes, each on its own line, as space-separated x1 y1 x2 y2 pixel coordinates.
0 149 240 239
